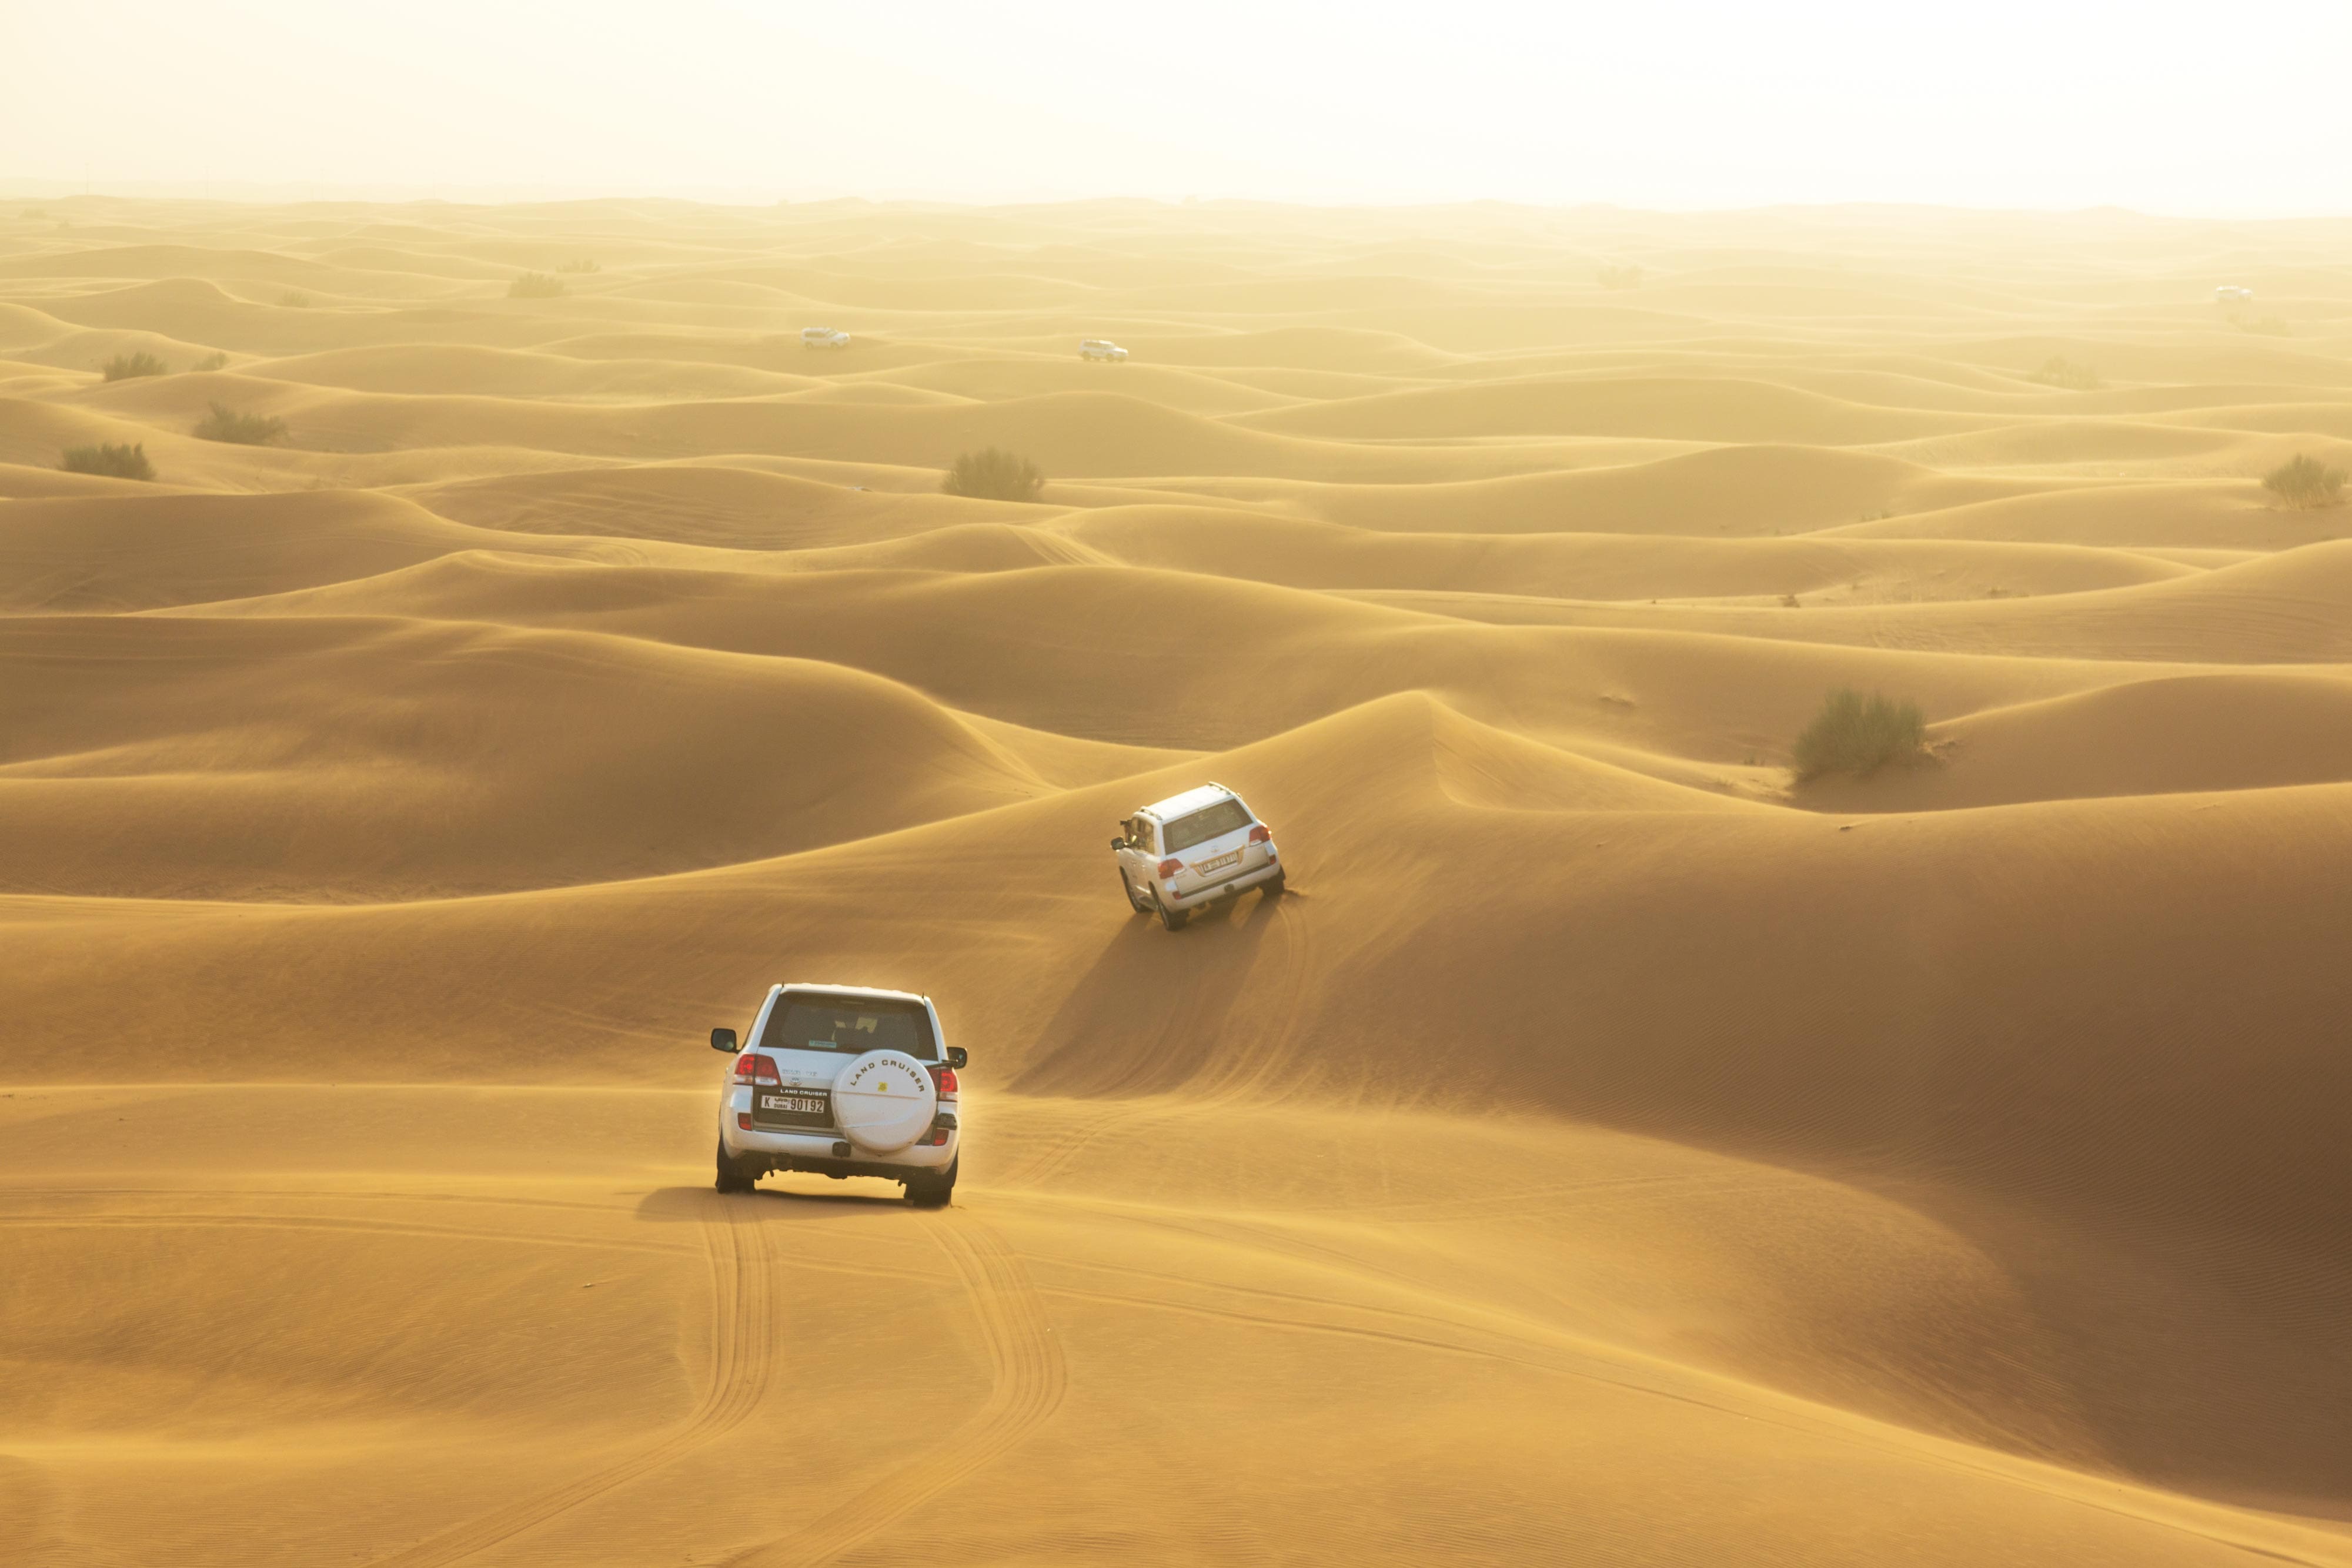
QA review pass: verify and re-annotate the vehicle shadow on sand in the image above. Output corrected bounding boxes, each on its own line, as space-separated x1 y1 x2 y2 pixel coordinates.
633 1183 908 1222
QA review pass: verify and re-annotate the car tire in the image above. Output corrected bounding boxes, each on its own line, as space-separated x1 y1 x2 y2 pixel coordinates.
1264 871 1287 900
715 1136 758 1194
1154 892 1189 931
905 1157 958 1208
1120 870 1150 913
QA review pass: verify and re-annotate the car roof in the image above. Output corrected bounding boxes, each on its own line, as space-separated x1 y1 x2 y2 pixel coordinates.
775 982 929 1007
1138 781 1240 821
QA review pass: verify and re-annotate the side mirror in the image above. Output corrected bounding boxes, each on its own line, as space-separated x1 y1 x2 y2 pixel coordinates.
710 1027 739 1053
946 1047 968 1070
1109 837 1125 850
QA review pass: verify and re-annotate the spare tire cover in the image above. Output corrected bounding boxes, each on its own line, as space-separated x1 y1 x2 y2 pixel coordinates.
832 1049 938 1154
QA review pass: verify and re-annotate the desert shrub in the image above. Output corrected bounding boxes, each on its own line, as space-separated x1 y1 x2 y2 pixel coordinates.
942 446 1045 502
278 290 312 308
508 272 567 299
192 401 285 445
1597 265 1643 290
554 257 602 274
2027 355 2100 390
193 350 229 371
1792 688 1927 781
60 442 155 480
101 350 169 381
2262 453 2347 509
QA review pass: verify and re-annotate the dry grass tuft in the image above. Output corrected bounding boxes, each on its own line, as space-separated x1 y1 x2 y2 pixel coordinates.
942 446 1045 502
2262 453 2347 510
61 442 155 480
1792 688 1927 781
101 351 169 381
192 402 286 445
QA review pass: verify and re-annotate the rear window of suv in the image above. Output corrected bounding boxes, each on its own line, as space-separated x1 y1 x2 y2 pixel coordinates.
1163 799 1250 852
758 995 937 1060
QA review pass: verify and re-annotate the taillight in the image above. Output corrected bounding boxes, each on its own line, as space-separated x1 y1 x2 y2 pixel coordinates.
1248 824 1271 844
1156 858 1182 880
731 1053 780 1085
930 1065 959 1095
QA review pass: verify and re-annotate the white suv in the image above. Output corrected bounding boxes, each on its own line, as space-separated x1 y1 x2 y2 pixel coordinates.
711 984 963 1205
1080 337 1128 362
801 327 852 350
1111 783 1284 930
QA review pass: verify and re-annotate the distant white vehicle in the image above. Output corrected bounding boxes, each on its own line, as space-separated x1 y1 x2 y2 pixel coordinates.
2215 286 2254 304
1080 338 1128 362
801 327 851 350
1112 783 1282 930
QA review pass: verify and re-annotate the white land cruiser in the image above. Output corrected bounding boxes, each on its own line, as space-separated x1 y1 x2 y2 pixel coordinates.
1112 783 1284 930
711 984 963 1205
801 327 852 350
2214 286 2254 303
1079 337 1128 362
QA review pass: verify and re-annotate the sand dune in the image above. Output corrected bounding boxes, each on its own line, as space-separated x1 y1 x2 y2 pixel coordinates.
4 198 2350 1567
1062 501 2189 601
1236 373 1983 444
1805 671 2352 809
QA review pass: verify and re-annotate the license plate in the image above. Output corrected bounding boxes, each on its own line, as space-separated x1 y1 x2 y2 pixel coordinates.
754 1090 830 1126
1194 849 1241 875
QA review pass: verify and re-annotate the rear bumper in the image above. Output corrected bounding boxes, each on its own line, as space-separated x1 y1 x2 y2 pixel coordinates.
723 1105 956 1171
1167 856 1281 910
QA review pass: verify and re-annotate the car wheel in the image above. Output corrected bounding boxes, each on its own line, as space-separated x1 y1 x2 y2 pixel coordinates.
1154 891 1189 931
1263 871 1287 900
905 1157 958 1208
715 1136 757 1194
1120 870 1150 913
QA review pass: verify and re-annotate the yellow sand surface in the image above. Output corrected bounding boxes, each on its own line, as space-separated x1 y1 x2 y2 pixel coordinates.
2 198 2349 1567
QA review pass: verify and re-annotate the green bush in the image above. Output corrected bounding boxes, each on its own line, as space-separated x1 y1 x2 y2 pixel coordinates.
2026 355 2100 391
2262 453 2347 509
1792 688 1927 781
278 290 312 308
508 272 567 299
192 401 285 445
101 351 169 381
61 442 155 480
941 446 1045 502
193 350 229 372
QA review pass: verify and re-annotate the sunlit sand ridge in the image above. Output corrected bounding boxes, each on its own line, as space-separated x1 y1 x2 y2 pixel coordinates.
2 198 2349 1566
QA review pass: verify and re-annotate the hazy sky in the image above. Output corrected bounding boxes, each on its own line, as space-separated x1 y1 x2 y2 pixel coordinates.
8 1 2349 213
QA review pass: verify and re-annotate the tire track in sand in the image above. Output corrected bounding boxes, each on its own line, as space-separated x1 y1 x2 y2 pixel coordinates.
365 1192 776 1568
726 1208 1067 1568
998 892 1314 1191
